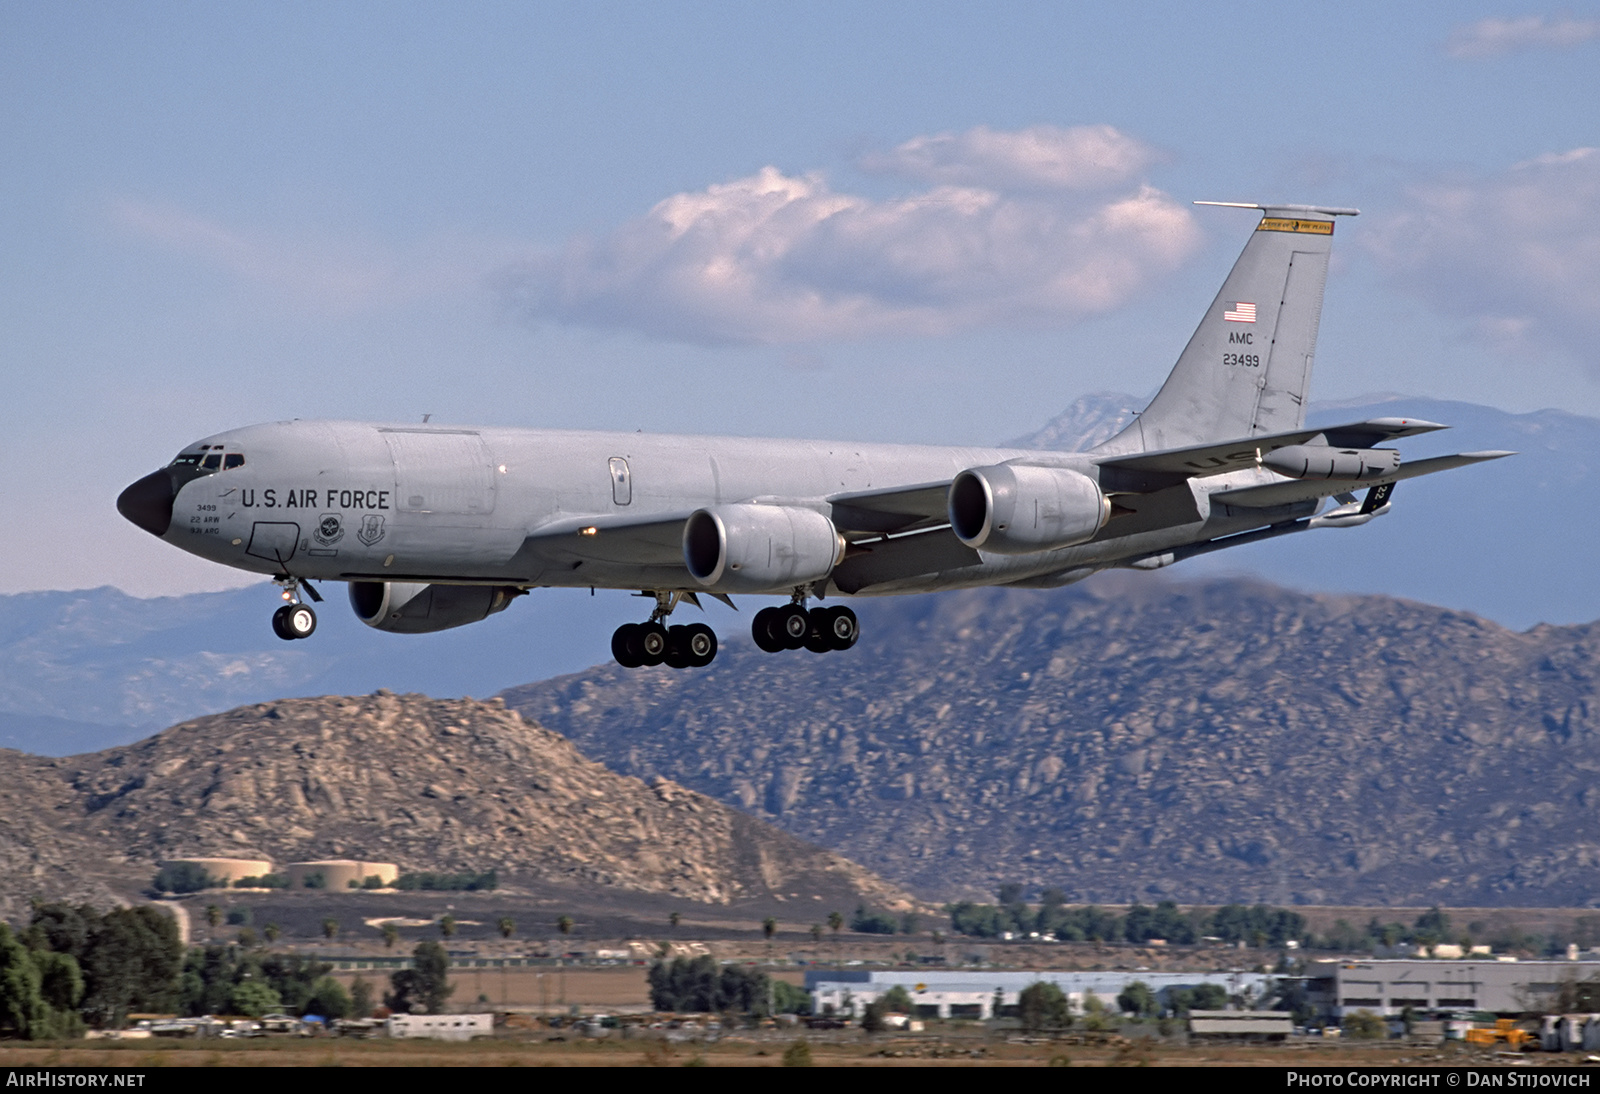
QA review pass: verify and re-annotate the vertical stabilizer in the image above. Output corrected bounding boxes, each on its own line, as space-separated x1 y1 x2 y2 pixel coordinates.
1096 203 1357 454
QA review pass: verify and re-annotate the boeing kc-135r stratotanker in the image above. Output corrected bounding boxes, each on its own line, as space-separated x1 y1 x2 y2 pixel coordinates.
118 202 1510 668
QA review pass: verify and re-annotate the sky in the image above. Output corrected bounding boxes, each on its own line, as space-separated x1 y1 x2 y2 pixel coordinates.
3 1 1599 596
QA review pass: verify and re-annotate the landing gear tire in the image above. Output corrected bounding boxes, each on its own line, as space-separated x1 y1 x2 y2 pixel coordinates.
612 623 643 668
681 622 717 667
824 605 859 650
272 603 316 641
664 625 691 669
636 621 668 666
752 607 784 653
773 604 809 650
804 611 832 654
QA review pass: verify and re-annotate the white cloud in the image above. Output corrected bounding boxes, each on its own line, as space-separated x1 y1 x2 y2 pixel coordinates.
1447 14 1600 58
1365 149 1600 368
499 126 1198 344
859 123 1161 192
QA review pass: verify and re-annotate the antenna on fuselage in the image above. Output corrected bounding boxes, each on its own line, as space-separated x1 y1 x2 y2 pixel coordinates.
422 413 432 423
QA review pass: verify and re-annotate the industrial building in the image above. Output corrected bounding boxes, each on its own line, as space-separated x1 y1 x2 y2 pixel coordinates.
1308 958 1600 1017
285 859 398 889
384 1013 493 1041
806 969 1275 1019
166 857 273 885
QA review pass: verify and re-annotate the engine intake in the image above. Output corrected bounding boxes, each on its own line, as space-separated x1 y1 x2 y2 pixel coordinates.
349 581 521 634
683 504 844 593
948 463 1110 554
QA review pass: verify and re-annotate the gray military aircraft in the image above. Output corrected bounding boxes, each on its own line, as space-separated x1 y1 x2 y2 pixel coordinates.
118 202 1510 668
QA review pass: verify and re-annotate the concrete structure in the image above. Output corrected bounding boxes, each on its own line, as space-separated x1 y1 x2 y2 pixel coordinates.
1189 1010 1294 1038
167 857 272 886
285 859 398 890
1310 959 1600 1017
807 969 1275 1019
385 1013 493 1041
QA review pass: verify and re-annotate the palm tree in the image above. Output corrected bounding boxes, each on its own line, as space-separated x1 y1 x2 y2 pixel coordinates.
810 923 824 945
498 917 515 939
763 916 778 962
321 917 339 940
205 904 222 936
669 911 681 932
263 923 281 944
382 922 399 949
828 910 844 970
440 914 457 939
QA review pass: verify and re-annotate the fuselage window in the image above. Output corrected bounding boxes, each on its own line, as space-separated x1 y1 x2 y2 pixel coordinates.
224 453 245 469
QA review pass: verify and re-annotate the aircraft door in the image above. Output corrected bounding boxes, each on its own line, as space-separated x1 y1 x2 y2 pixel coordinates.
608 457 631 505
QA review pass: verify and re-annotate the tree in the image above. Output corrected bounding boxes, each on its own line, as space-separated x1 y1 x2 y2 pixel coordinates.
387 942 453 1015
1117 980 1158 1018
497 917 515 940
302 976 352 1020
321 918 339 941
1191 983 1228 1011
827 911 844 937
152 862 216 894
381 923 399 950
205 904 222 933
860 998 889 1033
1019 982 1071 1032
236 927 258 948
879 985 912 1014
810 924 824 944
440 914 457 939
763 916 778 942
670 911 682 931
230 980 282 1018
263 923 281 944
349 975 373 1019
557 915 574 942
1343 1009 1386 1040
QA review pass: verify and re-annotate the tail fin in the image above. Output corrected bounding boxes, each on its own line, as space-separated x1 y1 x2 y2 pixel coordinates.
1098 202 1357 453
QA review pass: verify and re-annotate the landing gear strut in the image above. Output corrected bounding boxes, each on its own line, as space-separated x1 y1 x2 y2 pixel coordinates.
612 591 718 670
270 575 318 640
752 592 857 655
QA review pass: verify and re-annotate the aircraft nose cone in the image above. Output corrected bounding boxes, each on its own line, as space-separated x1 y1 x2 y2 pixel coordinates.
117 470 175 537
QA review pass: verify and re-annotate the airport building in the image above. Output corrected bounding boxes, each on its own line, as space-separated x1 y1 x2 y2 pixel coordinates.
1308 958 1600 1017
806 969 1275 1019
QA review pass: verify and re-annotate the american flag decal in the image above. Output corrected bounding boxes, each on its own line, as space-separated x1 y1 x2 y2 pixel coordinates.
1224 302 1257 323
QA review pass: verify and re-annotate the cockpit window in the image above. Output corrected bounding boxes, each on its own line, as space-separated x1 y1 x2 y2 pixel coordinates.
201 453 223 470
224 453 245 469
171 453 202 468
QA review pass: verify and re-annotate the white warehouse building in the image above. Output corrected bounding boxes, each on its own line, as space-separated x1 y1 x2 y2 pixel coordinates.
806 969 1275 1020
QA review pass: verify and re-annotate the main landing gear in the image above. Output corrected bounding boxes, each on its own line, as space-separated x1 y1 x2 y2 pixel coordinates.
270 575 319 641
612 591 717 669
752 598 858 655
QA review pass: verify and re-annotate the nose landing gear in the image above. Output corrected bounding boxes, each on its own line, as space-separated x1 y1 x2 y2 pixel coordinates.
612 591 718 670
753 595 857 655
270 575 319 641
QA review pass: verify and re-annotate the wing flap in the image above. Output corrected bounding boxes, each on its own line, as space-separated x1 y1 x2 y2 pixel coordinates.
1211 451 1514 509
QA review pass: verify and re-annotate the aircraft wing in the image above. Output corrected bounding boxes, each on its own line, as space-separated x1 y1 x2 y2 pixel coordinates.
1096 418 1448 490
1210 451 1514 509
828 480 952 534
516 511 693 567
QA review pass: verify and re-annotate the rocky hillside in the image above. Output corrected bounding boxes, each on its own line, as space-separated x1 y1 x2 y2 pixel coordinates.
0 693 909 921
504 575 1600 908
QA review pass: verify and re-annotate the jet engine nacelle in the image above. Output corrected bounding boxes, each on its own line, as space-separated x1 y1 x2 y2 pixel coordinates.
348 581 520 634
948 463 1110 554
1260 445 1400 480
683 504 845 593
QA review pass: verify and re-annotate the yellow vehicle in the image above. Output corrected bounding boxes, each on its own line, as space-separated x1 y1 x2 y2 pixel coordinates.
1464 1019 1537 1049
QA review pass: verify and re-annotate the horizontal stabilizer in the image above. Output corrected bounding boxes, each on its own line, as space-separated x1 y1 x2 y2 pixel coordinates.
1212 450 1514 509
1096 418 1448 490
